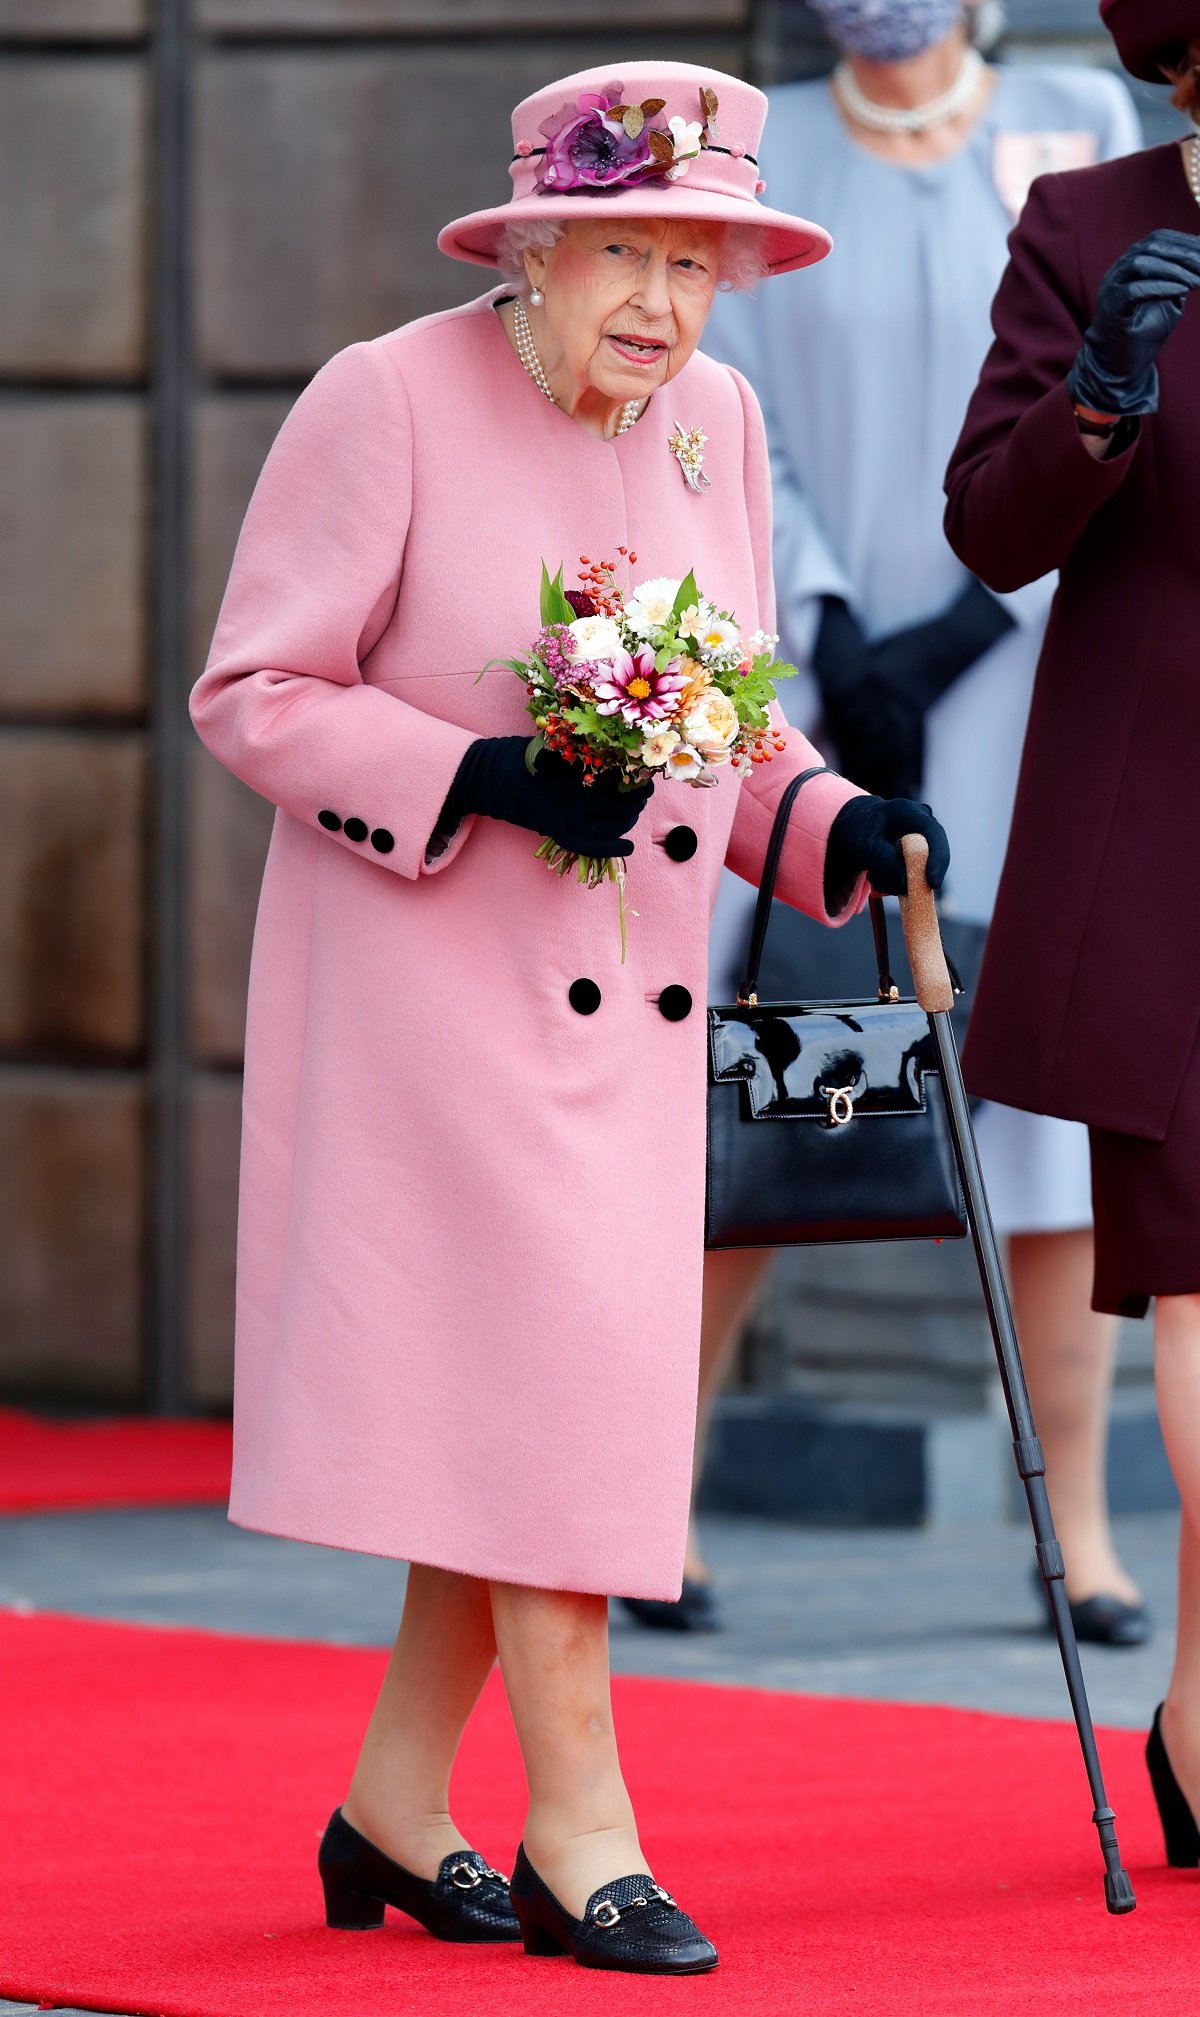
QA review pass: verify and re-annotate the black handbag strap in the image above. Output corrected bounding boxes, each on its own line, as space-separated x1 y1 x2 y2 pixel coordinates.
738 765 897 1005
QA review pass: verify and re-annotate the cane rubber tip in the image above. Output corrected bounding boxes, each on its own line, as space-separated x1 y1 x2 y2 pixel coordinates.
1104 1868 1137 1915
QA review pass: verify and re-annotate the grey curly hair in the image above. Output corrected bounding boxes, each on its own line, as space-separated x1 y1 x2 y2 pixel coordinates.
494 217 769 294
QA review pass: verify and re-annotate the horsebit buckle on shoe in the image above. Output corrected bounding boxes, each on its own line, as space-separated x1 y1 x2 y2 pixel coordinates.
593 1884 677 1927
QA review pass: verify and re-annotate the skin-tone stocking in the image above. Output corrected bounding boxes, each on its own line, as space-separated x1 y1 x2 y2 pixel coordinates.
1154 1294 1200 1809
342 1563 497 1878
490 1580 645 1918
1008 1228 1140 1605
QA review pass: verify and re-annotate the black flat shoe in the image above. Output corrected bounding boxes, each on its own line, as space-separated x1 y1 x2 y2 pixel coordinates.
318 1808 521 1940
509 1844 718 1974
1031 1567 1150 1647
617 1577 721 1634
1146 1704 1200 1867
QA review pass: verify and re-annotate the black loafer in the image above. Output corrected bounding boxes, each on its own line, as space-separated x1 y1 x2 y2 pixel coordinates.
1031 1567 1151 1648
318 1808 520 1940
509 1844 717 1973
617 1577 721 1634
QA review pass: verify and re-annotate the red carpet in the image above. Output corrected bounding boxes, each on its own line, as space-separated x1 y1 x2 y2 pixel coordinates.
0 1408 231 1512
0 1612 1197 2016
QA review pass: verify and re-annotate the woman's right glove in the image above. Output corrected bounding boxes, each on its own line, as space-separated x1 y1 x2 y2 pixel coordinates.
438 735 652 858
823 794 949 916
1067 229 1200 417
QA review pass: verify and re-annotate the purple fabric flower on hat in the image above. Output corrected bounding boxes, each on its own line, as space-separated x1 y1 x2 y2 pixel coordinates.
539 107 652 193
536 81 660 194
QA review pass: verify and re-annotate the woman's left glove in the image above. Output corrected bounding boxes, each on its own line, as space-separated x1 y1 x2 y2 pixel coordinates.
823 795 949 915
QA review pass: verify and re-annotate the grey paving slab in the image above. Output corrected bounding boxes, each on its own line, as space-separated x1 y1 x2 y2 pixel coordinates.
0 1503 1179 1729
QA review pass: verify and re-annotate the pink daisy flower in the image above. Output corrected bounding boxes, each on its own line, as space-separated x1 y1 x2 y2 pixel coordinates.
591 646 689 727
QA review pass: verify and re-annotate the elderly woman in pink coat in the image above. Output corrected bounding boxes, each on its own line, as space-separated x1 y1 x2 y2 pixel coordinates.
192 60 947 1976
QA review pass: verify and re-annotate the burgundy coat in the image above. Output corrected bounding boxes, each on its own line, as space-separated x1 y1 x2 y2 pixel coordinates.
945 141 1200 1142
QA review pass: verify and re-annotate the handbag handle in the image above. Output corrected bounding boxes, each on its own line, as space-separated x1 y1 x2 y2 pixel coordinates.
737 766 898 1006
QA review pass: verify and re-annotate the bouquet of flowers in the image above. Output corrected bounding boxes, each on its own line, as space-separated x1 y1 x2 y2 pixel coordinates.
487 553 798 953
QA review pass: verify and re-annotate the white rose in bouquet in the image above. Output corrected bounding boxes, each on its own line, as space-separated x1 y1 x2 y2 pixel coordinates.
566 614 622 663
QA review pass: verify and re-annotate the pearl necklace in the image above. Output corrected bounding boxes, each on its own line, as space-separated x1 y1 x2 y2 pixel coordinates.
833 47 985 136
512 297 642 436
1188 127 1200 210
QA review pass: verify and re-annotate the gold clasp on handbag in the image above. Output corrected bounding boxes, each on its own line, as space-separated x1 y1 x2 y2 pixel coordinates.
819 1084 856 1127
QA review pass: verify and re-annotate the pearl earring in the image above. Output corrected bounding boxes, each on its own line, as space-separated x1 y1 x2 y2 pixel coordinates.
529 287 544 307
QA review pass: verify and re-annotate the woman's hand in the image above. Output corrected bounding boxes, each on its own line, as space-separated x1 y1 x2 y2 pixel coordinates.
1068 229 1200 418
439 736 653 857
823 794 949 913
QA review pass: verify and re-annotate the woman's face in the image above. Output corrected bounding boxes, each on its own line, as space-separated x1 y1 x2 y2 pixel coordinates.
525 217 723 405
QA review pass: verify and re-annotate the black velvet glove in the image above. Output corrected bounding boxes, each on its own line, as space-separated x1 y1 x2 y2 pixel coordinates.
1068 229 1200 418
823 794 950 916
814 582 1015 801
437 735 652 858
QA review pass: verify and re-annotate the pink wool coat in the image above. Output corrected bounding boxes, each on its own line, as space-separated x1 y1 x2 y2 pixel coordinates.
191 290 863 1600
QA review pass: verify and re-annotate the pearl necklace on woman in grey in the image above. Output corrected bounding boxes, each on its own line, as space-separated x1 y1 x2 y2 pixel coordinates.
833 45 986 136
512 296 643 436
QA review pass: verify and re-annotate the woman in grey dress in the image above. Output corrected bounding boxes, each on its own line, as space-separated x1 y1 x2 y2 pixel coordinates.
653 0 1146 1639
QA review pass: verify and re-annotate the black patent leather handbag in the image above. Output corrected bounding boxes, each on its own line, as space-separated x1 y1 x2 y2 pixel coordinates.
705 768 968 1250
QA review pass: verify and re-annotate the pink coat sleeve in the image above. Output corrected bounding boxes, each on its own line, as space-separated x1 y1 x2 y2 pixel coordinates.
721 367 868 925
190 341 478 880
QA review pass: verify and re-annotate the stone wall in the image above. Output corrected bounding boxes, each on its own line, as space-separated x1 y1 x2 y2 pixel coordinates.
0 1 1169 1410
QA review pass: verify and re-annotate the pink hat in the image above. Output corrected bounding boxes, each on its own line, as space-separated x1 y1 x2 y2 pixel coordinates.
437 60 832 279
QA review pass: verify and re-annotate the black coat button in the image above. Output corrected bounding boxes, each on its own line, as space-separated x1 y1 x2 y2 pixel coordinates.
343 817 368 843
663 825 698 862
370 828 395 854
317 810 342 832
657 985 693 1023
569 978 602 1016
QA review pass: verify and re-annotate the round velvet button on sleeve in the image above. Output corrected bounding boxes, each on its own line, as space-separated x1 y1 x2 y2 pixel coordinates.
317 810 342 832
343 817 368 843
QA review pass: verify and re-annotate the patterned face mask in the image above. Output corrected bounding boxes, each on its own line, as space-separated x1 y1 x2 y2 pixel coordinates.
810 0 964 62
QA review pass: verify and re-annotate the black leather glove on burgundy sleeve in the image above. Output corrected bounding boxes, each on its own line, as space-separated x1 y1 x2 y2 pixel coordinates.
1068 229 1200 417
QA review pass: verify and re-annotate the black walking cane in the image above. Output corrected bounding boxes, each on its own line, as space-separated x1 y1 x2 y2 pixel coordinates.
897 834 1136 1918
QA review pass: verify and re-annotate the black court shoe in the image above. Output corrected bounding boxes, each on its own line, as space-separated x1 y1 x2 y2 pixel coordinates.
1031 1566 1150 1648
318 1808 521 1940
1146 1704 1200 1868
509 1844 718 1974
617 1578 721 1634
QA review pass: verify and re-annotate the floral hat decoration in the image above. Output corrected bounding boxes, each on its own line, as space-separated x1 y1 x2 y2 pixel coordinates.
438 59 832 277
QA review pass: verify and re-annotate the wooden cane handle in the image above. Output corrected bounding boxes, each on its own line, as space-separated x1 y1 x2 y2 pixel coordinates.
899 834 954 1015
